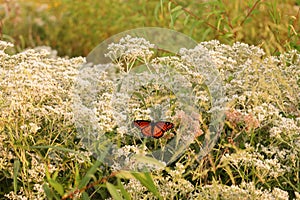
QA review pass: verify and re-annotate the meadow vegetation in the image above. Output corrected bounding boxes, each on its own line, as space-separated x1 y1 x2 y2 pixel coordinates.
0 0 299 199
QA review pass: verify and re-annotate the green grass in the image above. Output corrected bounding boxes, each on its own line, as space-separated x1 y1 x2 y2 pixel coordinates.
1 0 299 57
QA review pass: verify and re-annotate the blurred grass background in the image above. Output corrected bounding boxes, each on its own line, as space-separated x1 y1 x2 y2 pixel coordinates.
1 0 299 57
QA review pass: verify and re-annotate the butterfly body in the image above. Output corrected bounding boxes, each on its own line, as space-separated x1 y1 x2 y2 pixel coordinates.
133 120 174 139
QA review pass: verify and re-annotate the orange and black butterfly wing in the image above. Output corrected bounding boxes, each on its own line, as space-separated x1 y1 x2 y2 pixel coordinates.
141 125 154 137
151 126 164 139
152 121 174 139
134 120 174 139
133 120 152 137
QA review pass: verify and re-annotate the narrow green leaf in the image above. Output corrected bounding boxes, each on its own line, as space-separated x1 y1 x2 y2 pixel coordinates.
52 170 59 180
78 160 102 189
75 163 81 187
45 166 64 196
168 3 174 26
132 155 165 170
117 179 131 200
30 145 78 154
81 192 90 200
106 182 123 200
13 159 20 193
132 172 162 199
224 165 235 185
184 14 190 26
48 179 64 196
115 170 134 179
160 0 165 13
174 10 184 19
170 15 174 28
154 2 161 21
168 1 172 12
171 5 182 13
43 184 54 200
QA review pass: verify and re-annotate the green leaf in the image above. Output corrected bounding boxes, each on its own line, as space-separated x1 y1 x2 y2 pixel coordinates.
106 182 123 200
78 160 102 189
168 1 172 12
30 145 78 154
45 166 64 196
52 170 59 180
132 172 162 199
174 10 184 19
116 171 134 179
170 15 175 28
43 184 58 200
154 2 161 21
48 179 64 196
160 0 165 14
132 155 166 170
75 163 81 187
13 159 20 193
184 14 190 26
81 192 90 200
117 179 131 200
171 5 182 13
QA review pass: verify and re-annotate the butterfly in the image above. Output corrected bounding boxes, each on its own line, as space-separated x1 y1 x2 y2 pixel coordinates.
133 120 174 139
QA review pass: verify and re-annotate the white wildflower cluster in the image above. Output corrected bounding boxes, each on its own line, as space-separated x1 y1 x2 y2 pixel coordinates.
196 181 289 200
0 134 15 172
1 43 84 128
110 145 166 171
221 146 286 178
77 35 225 170
152 55 210 110
26 154 47 183
67 150 93 164
1 34 299 198
202 41 298 122
122 178 152 199
33 46 58 58
0 41 14 50
123 163 194 199
168 162 186 178
20 122 41 136
78 36 298 188
5 187 28 200
4 154 49 200
105 35 155 72
106 35 155 60
0 41 84 198
196 40 299 198
4 183 47 200
73 64 117 134
270 116 300 139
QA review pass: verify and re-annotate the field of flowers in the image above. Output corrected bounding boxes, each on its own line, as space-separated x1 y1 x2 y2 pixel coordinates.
0 36 299 199
0 0 300 200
